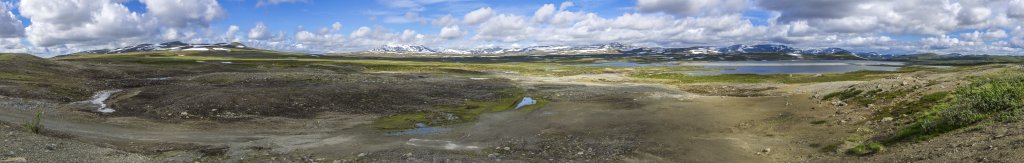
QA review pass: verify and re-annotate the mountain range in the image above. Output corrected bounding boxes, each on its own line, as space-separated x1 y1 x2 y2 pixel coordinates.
361 43 863 56
77 41 885 58
78 41 247 54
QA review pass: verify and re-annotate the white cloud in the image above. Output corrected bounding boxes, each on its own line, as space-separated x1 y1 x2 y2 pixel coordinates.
248 22 273 40
474 14 529 42
0 2 23 38
332 22 343 32
439 25 464 39
1011 0 1024 18
19 0 157 47
225 25 240 41
532 4 556 23
139 0 225 28
1 38 23 50
559 1 574 11
431 15 458 26
960 29 1008 42
637 0 746 17
958 7 992 26
351 26 373 38
463 7 495 25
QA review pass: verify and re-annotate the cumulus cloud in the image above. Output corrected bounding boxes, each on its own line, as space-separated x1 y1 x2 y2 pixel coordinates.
959 29 1008 42
1012 0 1024 18
439 25 464 39
532 4 556 23
225 25 240 41
637 0 746 17
0 2 23 38
248 22 273 40
139 0 225 28
464 7 495 25
758 0 1019 36
559 1 574 11
474 14 529 42
19 0 157 47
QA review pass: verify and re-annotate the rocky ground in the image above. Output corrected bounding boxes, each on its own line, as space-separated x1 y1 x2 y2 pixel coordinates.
2 52 1023 162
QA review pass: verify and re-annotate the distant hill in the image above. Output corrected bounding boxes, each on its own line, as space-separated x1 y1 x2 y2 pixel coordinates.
74 41 248 55
358 43 859 56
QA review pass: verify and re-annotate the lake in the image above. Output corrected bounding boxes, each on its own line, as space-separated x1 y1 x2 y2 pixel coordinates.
586 60 905 75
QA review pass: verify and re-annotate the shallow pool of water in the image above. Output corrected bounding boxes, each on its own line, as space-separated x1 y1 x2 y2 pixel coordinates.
514 97 536 110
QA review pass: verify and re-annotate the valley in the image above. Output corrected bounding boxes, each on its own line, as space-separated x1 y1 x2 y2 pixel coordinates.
1 47 1024 162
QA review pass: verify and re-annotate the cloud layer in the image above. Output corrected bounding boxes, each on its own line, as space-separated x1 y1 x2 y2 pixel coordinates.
2 0 1024 56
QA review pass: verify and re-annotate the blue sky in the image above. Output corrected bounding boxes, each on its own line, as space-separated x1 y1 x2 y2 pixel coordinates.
1 0 1023 56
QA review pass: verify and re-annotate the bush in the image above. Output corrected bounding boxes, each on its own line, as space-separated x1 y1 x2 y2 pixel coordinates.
23 111 43 134
887 74 1024 143
941 75 1024 125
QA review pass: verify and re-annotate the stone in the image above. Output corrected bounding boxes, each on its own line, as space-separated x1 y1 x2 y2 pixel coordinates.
832 101 847 106
762 148 771 154
357 153 367 157
2 157 26 163
881 117 894 122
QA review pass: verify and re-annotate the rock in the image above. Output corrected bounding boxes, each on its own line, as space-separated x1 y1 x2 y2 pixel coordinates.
762 148 771 154
2 157 26 162
357 153 367 157
403 153 413 157
832 101 847 107
45 144 56 150
881 117 894 122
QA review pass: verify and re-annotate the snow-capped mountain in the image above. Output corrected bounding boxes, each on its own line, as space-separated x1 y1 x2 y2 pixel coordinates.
717 44 801 54
715 44 854 55
365 43 630 55
367 44 439 54
800 47 852 55
77 41 247 54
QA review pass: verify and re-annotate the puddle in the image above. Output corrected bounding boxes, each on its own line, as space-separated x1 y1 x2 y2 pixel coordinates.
514 97 536 110
145 77 172 80
405 138 480 150
386 123 451 136
89 90 122 113
385 127 452 136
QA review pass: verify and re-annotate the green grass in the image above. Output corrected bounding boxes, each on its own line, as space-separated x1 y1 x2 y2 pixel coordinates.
846 142 885 155
874 91 950 120
23 111 44 134
885 71 1024 143
371 89 547 130
58 50 703 78
631 70 895 84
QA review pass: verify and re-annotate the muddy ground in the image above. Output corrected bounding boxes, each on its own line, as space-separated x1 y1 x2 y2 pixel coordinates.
1 54 1022 162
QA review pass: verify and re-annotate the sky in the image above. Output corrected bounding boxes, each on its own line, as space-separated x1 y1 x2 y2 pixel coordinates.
1 0 1024 57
